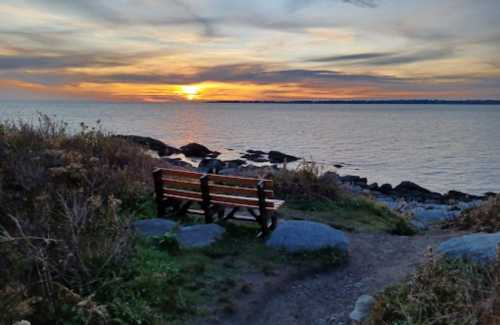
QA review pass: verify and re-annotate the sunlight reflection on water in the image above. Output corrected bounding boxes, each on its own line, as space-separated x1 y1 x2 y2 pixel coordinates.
1 102 499 195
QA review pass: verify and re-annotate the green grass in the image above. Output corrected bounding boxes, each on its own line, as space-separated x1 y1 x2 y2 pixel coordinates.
280 197 415 235
87 223 346 324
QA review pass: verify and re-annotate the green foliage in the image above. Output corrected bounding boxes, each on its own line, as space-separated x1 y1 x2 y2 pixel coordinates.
283 197 415 234
0 115 163 324
158 231 181 255
367 256 498 325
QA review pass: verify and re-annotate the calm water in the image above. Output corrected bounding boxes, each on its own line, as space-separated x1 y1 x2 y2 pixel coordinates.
1 101 499 195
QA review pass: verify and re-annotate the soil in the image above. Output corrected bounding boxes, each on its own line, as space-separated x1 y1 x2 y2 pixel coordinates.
195 227 459 325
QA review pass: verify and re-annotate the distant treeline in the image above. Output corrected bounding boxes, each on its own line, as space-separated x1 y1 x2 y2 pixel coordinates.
208 99 500 105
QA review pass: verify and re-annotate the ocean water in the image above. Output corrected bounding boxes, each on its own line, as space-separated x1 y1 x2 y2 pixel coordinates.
1 101 499 195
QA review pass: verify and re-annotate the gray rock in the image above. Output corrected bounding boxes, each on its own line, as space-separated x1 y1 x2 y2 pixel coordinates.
132 218 176 237
411 205 456 224
115 135 181 156
350 295 376 323
198 158 224 173
266 220 349 253
268 150 300 163
438 232 500 263
180 143 216 158
177 224 225 248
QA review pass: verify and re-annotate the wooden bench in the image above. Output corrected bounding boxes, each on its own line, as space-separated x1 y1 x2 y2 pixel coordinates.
153 168 284 236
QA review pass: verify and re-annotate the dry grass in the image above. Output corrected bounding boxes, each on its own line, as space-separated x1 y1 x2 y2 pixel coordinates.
366 248 500 325
445 195 500 233
273 160 343 202
0 115 162 324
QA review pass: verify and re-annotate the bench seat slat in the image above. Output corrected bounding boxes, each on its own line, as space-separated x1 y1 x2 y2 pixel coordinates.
163 178 274 199
164 169 203 179
165 189 275 208
208 174 273 189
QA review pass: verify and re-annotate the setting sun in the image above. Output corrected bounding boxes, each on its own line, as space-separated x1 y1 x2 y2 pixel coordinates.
180 85 200 100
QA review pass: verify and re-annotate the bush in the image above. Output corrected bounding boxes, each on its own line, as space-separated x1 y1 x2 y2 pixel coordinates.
273 160 343 202
445 195 500 233
0 115 161 324
367 250 500 325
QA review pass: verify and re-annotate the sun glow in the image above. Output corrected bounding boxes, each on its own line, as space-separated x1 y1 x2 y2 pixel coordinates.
180 85 200 100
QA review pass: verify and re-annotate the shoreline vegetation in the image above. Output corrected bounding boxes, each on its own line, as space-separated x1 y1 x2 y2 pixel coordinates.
1 115 499 324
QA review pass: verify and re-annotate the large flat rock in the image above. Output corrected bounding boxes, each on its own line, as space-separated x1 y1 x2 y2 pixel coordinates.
438 232 500 263
177 224 225 248
266 220 349 253
132 218 176 237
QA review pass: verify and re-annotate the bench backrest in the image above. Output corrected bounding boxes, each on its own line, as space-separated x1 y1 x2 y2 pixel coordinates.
154 168 277 210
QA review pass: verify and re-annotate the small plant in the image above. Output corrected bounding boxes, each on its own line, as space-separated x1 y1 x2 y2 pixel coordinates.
158 231 181 255
445 195 500 233
366 250 499 325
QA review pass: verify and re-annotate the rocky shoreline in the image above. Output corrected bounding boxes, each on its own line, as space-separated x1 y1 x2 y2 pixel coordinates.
122 135 495 230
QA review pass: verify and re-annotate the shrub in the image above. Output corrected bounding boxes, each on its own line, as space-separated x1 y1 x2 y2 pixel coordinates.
445 195 500 233
273 160 343 202
366 249 500 325
0 115 162 323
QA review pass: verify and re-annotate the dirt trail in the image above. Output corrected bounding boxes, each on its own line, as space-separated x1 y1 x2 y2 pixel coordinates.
204 229 457 325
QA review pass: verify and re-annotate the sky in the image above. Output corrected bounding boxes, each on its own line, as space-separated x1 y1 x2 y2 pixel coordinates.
0 0 499 102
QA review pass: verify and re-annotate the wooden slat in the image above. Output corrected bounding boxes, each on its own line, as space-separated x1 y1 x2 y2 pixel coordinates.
230 214 257 222
187 208 204 215
163 178 274 198
164 168 203 179
210 184 273 198
164 178 200 191
165 189 202 201
211 200 277 211
210 194 274 208
208 174 273 189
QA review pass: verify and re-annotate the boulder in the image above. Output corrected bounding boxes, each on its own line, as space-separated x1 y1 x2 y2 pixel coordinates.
180 143 216 158
367 183 379 191
411 204 456 224
393 181 443 202
339 175 368 187
246 149 267 155
268 151 300 164
350 295 376 323
438 232 500 263
444 190 482 202
198 158 224 173
242 151 268 162
116 135 181 156
177 224 225 248
266 220 349 253
379 183 393 195
223 159 246 169
132 218 177 237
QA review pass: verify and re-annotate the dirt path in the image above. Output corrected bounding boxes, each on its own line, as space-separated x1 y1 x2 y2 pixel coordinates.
203 228 457 325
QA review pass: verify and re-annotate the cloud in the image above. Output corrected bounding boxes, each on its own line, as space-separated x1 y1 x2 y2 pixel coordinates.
68 63 400 86
306 49 454 66
307 52 393 62
287 0 378 11
0 50 155 71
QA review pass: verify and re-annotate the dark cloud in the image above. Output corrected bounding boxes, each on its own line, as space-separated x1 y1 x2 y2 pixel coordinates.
307 52 393 62
306 49 454 66
0 51 155 71
71 63 400 86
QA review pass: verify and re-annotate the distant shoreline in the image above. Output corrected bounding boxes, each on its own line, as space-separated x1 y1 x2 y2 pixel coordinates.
207 99 500 105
